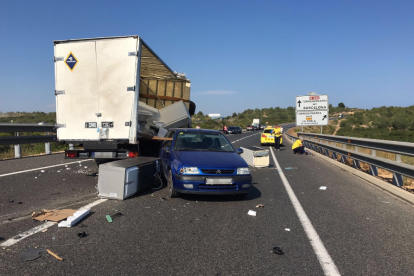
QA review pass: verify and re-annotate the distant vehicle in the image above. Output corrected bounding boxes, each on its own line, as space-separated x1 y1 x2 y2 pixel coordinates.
246 125 253 131
235 126 242 134
260 127 283 146
252 119 261 130
227 126 242 134
260 124 266 130
160 128 252 198
339 114 344 118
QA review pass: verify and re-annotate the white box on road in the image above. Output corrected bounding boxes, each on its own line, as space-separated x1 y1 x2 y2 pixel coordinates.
240 146 269 168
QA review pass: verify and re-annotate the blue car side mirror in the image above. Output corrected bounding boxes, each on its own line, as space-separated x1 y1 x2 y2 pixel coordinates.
236 148 243 154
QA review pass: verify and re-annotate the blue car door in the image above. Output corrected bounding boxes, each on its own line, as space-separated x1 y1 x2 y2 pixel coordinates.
160 130 176 176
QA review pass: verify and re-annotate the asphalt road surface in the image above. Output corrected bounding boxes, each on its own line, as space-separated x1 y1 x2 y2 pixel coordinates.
1 130 413 275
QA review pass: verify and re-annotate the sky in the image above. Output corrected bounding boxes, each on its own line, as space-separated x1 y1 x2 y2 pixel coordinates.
0 0 413 116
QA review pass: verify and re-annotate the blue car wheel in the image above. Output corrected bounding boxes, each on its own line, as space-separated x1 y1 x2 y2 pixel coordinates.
167 170 179 198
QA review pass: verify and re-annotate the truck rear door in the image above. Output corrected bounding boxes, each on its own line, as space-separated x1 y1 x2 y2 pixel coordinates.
55 41 100 140
95 37 139 140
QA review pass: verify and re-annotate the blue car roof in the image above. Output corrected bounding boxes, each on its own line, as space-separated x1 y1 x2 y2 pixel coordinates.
169 128 222 133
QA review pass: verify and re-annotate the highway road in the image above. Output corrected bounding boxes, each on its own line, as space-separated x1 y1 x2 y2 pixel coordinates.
1 130 414 275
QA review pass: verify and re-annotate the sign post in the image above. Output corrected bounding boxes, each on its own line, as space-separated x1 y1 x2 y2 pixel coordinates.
295 93 329 128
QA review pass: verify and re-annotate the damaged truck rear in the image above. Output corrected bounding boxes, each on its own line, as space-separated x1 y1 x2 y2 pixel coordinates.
54 36 194 163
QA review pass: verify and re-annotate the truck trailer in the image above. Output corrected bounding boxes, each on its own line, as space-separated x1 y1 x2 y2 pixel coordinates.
53 36 194 164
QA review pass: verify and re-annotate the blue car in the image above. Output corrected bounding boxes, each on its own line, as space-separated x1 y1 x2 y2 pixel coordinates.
160 129 252 198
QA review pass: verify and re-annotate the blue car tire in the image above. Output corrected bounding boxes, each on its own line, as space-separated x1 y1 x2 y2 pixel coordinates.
168 170 179 198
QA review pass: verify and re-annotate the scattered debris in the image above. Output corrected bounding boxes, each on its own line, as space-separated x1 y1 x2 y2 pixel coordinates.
35 177 37 179
111 212 122 219
66 168 71 170
273 246 284 255
247 210 256 216
106 215 113 223
47 249 63 261
77 232 87 238
41 170 45 173
50 192 61 195
285 228 291 231
18 202 22 204
52 235 56 240
285 167 297 170
31 209 77 222
65 165 68 167
145 207 151 209
319 186 327 190
20 247 42 262
382 201 389 204
84 166 88 169
58 208 90 227
9 199 14 203
256 204 265 208
41 229 48 233
57 170 61 173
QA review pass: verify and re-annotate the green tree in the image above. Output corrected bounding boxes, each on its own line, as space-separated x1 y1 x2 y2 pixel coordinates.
338 102 345 108
232 112 237 117
197 111 204 116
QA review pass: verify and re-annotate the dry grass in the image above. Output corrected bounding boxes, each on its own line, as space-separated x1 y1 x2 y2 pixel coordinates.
402 155 414 166
376 150 396 161
358 147 372 155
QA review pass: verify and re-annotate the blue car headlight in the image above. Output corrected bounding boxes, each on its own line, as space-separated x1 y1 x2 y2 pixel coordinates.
237 167 251 175
180 167 200 175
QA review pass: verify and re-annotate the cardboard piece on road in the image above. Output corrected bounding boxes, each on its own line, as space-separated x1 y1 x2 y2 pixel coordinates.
31 209 77 222
319 186 327 190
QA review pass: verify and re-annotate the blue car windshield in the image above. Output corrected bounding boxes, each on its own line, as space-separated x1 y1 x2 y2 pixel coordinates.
174 132 234 152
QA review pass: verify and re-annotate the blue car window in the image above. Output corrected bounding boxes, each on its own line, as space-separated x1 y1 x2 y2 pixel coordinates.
174 131 234 152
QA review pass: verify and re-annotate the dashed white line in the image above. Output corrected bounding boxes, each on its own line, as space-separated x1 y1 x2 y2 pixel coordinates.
270 147 341 276
0 198 107 247
0 159 93 178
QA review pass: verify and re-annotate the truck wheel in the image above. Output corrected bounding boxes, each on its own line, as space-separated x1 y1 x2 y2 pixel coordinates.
167 170 178 198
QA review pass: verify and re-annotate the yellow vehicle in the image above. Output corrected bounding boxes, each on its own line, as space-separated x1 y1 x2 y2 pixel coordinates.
261 127 283 146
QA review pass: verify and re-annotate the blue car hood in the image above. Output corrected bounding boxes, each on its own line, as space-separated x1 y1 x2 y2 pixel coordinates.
173 151 248 168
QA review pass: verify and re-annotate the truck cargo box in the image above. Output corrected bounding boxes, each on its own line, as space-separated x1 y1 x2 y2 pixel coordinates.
54 36 191 144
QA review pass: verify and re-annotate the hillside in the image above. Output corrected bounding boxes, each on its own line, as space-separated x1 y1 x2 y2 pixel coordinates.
291 105 414 143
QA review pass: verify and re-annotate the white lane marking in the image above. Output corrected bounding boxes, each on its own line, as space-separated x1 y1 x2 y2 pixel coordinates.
0 159 93 178
270 147 341 276
0 198 107 247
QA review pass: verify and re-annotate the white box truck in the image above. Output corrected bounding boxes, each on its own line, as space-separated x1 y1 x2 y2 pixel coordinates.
54 36 194 163
252 119 261 130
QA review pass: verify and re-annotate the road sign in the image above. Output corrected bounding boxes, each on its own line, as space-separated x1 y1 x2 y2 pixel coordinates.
296 110 329 126
296 95 329 111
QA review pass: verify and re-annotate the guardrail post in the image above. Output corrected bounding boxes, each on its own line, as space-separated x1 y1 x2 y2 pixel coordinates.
354 146 359 152
372 149 376 157
324 149 329 156
332 152 337 160
45 132 51 155
396 154 402 163
353 160 361 169
14 132 21 158
69 143 74 150
369 165 378 177
341 155 347 164
392 173 403 187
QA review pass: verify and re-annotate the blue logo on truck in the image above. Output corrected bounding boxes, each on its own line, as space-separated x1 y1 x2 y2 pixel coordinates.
65 52 78 71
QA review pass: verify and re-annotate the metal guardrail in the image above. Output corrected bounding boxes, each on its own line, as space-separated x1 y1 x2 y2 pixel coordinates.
0 123 58 158
284 130 414 187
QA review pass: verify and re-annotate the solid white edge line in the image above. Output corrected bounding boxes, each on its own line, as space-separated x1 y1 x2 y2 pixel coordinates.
270 147 341 276
0 198 108 247
0 159 93 178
